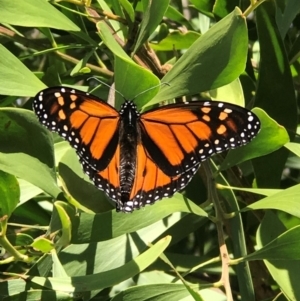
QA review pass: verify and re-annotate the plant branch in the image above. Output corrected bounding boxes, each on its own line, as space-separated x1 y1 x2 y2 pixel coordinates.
203 161 233 301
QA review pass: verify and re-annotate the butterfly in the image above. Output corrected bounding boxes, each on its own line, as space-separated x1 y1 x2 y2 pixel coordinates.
33 87 260 212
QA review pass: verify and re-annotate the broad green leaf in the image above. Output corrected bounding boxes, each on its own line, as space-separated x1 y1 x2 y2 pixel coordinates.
253 1 297 188
0 0 79 31
276 0 300 38
220 108 289 169
165 5 193 30
133 0 170 54
97 21 160 109
58 148 113 213
209 78 244 106
149 7 247 106
285 142 300 157
7 233 34 246
0 45 46 96
189 0 214 17
243 184 300 219
244 224 300 261
0 280 27 300
150 31 201 51
52 249 68 278
3 290 72 301
255 212 300 301
29 236 171 292
31 237 54 253
213 0 238 19
18 179 44 205
54 141 71 165
0 108 61 198
71 194 207 244
59 213 206 296
0 171 19 218
111 283 202 301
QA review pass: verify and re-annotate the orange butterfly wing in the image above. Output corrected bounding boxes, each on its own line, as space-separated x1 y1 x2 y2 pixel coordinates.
34 88 260 213
33 87 120 172
140 101 260 177
111 101 259 212
113 101 260 211
124 144 198 212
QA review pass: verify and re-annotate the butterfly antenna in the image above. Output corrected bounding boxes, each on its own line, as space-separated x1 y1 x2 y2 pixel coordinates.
87 77 125 98
131 82 170 101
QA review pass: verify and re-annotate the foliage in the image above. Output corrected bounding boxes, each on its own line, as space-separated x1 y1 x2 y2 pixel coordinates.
0 0 300 300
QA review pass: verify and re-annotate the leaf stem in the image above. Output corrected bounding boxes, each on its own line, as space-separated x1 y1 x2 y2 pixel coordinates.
243 0 268 18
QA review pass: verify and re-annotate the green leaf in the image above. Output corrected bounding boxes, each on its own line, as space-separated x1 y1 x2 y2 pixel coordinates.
111 283 201 301
244 224 300 261
165 5 193 30
3 290 73 301
243 183 300 219
209 78 245 106
29 236 171 292
220 108 289 170
119 0 135 23
58 148 113 213
0 108 61 198
97 21 160 109
0 45 46 96
253 1 297 188
52 249 68 278
276 0 300 38
98 0 125 39
133 0 170 54
212 0 238 19
217 184 282 197
72 194 207 244
150 31 201 51
285 142 300 157
18 179 43 205
0 280 26 300
189 0 214 17
53 202 74 247
255 212 300 301
149 7 247 106
31 237 54 253
7 233 34 246
0 171 19 218
0 0 79 31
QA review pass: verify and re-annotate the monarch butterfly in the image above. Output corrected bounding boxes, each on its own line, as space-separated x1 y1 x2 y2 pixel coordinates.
33 87 260 212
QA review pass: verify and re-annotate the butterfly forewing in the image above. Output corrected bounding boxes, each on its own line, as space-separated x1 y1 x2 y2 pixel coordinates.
140 101 260 177
33 87 120 171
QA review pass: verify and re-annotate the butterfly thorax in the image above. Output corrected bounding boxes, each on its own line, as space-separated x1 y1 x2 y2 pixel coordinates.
119 101 140 203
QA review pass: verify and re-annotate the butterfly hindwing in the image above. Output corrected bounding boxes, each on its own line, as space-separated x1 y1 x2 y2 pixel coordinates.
81 145 121 205
120 144 200 212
